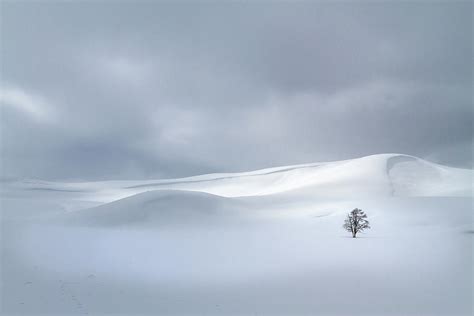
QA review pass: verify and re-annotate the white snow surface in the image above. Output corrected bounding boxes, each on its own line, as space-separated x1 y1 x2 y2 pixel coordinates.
2 153 472 208
1 154 473 315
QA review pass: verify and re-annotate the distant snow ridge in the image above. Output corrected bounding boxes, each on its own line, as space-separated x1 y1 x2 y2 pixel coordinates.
18 153 470 226
126 153 469 197
6 153 472 207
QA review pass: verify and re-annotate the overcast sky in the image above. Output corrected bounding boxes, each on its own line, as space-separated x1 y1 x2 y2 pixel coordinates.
1 1 472 180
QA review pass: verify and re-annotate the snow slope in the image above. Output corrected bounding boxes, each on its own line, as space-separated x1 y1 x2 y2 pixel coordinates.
57 190 248 227
1 153 473 316
2 154 471 214
3 198 472 316
3 153 470 224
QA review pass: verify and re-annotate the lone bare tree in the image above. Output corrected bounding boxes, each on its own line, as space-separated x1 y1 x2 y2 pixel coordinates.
343 208 370 238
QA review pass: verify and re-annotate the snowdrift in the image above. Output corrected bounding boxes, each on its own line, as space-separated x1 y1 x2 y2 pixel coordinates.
2 154 473 315
387 155 471 196
5 154 471 202
57 190 247 227
6 153 467 226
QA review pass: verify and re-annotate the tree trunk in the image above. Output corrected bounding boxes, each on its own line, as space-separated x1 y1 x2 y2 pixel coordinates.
352 231 356 238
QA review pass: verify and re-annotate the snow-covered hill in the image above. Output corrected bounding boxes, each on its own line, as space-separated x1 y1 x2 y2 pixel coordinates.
58 190 249 227
2 154 473 315
3 154 472 204
2 153 471 224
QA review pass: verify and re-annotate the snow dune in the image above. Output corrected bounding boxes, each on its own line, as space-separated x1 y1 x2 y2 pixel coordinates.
4 153 472 202
2 154 472 316
3 153 470 225
58 190 248 227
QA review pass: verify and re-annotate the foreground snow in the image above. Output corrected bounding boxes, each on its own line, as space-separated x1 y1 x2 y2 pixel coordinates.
1 154 472 315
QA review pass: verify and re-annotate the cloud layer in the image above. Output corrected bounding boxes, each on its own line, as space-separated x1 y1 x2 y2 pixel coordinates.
1 2 472 180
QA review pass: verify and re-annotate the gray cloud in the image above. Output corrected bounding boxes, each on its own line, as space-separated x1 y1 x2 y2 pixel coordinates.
1 1 472 180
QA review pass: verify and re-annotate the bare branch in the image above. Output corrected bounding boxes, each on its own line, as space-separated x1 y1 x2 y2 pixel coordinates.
342 208 371 237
